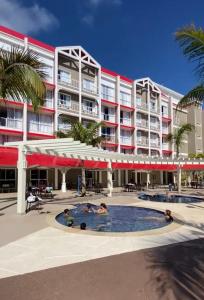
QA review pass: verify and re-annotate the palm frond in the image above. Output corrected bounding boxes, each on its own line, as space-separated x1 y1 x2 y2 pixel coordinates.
177 85 204 108
175 24 204 79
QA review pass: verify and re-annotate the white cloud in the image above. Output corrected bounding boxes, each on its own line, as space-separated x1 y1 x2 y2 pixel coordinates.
82 0 122 25
0 0 59 34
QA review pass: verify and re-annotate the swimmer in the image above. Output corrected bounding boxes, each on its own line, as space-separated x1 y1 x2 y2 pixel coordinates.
83 203 93 213
95 203 108 214
164 209 174 222
63 208 74 227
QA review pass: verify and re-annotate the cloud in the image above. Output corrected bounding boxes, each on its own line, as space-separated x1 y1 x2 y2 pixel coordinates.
0 0 59 34
82 0 122 25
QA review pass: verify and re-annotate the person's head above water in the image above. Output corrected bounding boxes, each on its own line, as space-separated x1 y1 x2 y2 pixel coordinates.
64 208 69 215
87 204 91 209
100 203 107 209
80 222 86 230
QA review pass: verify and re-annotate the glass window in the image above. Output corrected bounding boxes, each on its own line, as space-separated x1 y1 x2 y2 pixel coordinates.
101 85 114 100
120 92 131 106
83 79 95 92
58 70 71 83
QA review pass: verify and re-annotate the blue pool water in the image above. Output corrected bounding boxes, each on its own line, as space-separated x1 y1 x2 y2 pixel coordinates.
138 193 203 203
56 204 169 232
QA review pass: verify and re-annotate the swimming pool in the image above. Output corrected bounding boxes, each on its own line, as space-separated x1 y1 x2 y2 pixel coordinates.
138 193 203 203
55 204 170 232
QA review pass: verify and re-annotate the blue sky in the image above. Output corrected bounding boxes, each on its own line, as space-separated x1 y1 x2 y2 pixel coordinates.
1 0 204 94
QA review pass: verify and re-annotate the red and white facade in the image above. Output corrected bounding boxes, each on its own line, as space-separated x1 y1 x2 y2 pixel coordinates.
0 26 189 189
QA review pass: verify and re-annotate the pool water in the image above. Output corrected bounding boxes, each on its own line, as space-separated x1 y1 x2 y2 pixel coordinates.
56 204 170 232
138 193 203 203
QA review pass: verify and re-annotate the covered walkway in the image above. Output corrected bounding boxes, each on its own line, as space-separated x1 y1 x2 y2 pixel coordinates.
3 138 204 214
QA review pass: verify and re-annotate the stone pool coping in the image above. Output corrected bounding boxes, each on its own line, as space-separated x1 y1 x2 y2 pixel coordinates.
46 204 184 237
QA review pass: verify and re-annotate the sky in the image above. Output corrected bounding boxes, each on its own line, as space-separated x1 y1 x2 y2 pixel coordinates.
1 0 204 94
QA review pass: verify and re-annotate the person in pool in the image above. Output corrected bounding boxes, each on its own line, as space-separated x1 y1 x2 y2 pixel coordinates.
63 208 74 227
95 203 108 214
164 209 174 222
83 203 93 213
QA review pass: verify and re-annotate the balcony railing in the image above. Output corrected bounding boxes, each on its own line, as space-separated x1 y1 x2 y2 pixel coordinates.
102 134 116 143
150 123 160 131
150 140 160 148
150 107 160 114
58 100 79 113
28 121 53 134
136 120 148 129
120 118 131 126
162 127 169 134
0 117 23 130
44 99 53 109
58 75 79 90
120 136 132 145
82 105 98 117
101 93 115 102
136 102 148 111
120 99 132 107
162 112 170 118
102 114 115 123
162 143 169 150
82 84 98 95
137 138 149 146
58 123 71 131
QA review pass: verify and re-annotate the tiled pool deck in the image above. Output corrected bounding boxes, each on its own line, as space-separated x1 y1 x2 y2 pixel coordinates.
0 188 204 299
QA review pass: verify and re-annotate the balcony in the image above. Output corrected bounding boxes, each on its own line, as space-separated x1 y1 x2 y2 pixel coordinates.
136 120 148 129
136 102 148 112
150 140 160 148
58 75 79 91
120 118 131 126
82 105 98 117
120 99 132 107
150 107 160 114
82 84 98 95
102 114 115 123
0 117 23 130
137 138 149 147
150 123 160 131
28 121 53 134
58 99 79 113
58 123 71 132
120 136 132 145
44 99 53 109
162 127 169 134
162 143 170 150
102 134 117 144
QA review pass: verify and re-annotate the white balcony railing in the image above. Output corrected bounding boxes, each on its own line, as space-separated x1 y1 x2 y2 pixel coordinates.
102 134 116 143
136 102 148 111
137 138 149 146
102 114 115 123
120 136 132 145
28 121 53 134
82 105 98 117
162 143 169 150
58 100 79 113
44 99 53 109
120 118 131 126
58 75 79 90
162 112 170 118
150 123 160 130
58 123 72 131
101 93 115 102
162 127 169 134
120 99 132 107
0 117 23 130
150 140 160 148
136 120 148 129
82 84 98 95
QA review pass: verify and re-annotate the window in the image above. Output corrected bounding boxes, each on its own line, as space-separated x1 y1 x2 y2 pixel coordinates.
0 169 16 189
101 85 114 101
120 92 131 106
162 105 168 116
83 79 95 92
58 93 71 107
136 97 142 106
150 100 156 111
30 170 48 187
83 99 95 114
58 70 71 83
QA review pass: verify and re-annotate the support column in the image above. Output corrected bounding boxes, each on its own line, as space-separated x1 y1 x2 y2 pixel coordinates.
60 168 67 193
125 170 129 184
99 171 102 183
173 172 176 185
146 172 150 190
107 161 113 197
118 170 121 187
17 145 27 214
135 171 138 184
160 171 163 185
81 168 86 195
54 168 58 190
23 103 27 142
177 167 182 193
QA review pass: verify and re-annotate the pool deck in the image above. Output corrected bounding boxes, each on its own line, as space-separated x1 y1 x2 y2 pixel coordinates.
0 188 204 299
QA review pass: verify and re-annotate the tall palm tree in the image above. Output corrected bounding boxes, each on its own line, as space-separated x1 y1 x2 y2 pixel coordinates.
166 123 194 158
57 120 104 196
175 25 204 108
0 47 46 111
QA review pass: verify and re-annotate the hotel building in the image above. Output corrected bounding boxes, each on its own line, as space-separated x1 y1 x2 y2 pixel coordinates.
0 26 201 191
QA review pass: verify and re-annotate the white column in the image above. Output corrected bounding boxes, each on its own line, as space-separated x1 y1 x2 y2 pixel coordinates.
147 83 151 156
173 172 176 185
81 168 86 194
107 161 113 197
146 172 150 189
79 52 82 122
60 168 67 193
17 145 27 214
54 49 59 132
98 67 102 135
125 169 129 184
177 167 182 193
116 75 120 153
99 171 102 183
118 170 121 186
54 168 58 190
23 103 27 141
135 171 138 184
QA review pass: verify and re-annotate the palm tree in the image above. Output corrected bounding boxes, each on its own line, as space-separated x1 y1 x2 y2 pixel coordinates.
166 123 194 158
0 47 46 111
175 25 204 108
57 120 104 196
